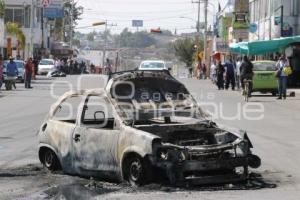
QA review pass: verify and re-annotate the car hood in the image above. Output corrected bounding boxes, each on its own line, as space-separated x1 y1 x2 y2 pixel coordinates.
106 70 209 124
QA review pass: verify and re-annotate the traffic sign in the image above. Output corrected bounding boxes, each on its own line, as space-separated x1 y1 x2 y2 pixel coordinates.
249 23 257 33
132 20 143 27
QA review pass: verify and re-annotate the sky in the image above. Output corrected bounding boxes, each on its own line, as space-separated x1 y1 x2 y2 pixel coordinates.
76 0 228 34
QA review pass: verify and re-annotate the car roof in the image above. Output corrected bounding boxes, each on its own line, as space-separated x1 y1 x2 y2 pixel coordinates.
141 60 165 63
40 59 54 61
252 60 276 64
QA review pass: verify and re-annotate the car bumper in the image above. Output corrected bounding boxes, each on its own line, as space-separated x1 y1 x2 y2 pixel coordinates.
153 156 253 185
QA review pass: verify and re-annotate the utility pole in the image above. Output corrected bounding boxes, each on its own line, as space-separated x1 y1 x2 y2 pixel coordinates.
192 0 201 41
102 20 117 68
30 0 34 57
192 0 201 75
203 0 208 65
69 0 74 49
102 20 108 68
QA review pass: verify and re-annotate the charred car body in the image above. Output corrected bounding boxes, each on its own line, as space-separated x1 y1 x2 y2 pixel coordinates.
38 70 261 185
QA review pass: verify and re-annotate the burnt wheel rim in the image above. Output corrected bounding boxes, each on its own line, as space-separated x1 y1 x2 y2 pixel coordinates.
129 159 142 182
44 151 54 168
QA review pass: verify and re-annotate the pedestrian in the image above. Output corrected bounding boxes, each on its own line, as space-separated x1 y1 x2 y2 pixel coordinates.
240 56 254 95
202 63 207 79
105 58 112 75
25 58 34 89
80 61 86 74
0 54 3 90
90 63 95 74
6 56 18 89
197 62 202 79
69 59 74 75
33 57 39 80
216 60 225 90
210 60 217 84
276 56 289 100
74 61 79 74
224 58 236 90
54 58 61 71
235 57 242 89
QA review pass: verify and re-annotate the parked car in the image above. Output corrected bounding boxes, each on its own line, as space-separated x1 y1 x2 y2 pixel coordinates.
38 70 261 186
3 60 25 83
138 60 169 71
252 60 278 96
38 59 55 75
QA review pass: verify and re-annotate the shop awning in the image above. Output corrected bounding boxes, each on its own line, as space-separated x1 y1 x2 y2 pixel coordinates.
229 35 300 55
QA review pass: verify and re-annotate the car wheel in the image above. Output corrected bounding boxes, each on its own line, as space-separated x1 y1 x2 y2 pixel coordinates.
271 91 277 96
123 155 148 186
42 149 60 171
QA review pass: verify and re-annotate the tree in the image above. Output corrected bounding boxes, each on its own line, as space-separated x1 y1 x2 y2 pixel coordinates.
87 31 96 42
119 28 156 48
173 38 198 68
0 0 5 19
6 22 26 49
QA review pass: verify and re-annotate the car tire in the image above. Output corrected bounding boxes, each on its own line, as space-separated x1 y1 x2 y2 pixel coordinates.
123 154 149 186
271 91 277 96
42 149 60 171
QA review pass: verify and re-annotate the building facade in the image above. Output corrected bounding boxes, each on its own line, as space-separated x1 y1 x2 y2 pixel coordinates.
3 0 49 59
249 0 300 41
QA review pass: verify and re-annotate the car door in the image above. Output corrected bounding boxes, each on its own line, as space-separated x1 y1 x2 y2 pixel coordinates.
44 94 84 174
72 94 120 177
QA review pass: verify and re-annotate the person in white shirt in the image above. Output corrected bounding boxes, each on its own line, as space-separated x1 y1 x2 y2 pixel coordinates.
276 56 289 100
210 60 217 84
236 57 242 89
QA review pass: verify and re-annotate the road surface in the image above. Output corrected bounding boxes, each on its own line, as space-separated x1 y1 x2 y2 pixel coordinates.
0 75 300 200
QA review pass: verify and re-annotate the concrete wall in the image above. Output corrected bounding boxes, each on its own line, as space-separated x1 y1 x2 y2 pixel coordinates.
249 0 300 41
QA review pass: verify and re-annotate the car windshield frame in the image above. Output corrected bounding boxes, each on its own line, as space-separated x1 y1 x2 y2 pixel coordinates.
39 60 54 65
253 62 277 71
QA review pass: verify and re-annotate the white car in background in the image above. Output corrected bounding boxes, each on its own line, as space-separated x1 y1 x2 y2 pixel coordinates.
38 59 55 75
138 60 169 71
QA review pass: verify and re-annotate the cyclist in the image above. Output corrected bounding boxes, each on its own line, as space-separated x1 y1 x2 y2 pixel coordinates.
240 56 254 96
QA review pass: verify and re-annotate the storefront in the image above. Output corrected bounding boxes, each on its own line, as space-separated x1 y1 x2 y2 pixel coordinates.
229 35 300 87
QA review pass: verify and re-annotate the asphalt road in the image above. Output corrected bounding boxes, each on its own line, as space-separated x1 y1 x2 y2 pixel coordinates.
0 75 300 200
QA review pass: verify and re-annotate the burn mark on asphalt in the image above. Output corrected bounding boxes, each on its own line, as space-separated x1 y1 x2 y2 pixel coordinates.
0 164 286 200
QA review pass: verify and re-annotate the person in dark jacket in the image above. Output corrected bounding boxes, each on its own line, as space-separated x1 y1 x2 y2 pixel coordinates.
216 60 225 90
6 56 18 89
240 56 254 92
224 58 236 90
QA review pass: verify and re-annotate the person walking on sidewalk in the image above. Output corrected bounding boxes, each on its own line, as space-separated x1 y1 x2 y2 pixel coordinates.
6 56 18 89
235 57 242 89
25 58 34 89
216 60 225 90
276 56 289 100
224 58 236 90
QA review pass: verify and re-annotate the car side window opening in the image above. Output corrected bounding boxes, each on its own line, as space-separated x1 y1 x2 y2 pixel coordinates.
52 95 84 124
81 95 115 129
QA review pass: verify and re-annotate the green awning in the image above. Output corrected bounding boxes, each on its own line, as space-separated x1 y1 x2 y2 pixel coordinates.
229 35 300 55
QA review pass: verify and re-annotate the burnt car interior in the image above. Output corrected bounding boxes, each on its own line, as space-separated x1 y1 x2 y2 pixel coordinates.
111 74 200 126
81 95 116 129
52 95 83 124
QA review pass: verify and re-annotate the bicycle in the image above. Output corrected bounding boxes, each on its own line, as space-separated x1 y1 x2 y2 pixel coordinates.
243 79 252 102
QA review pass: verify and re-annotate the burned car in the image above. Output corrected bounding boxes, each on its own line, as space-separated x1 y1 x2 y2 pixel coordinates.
38 70 261 186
